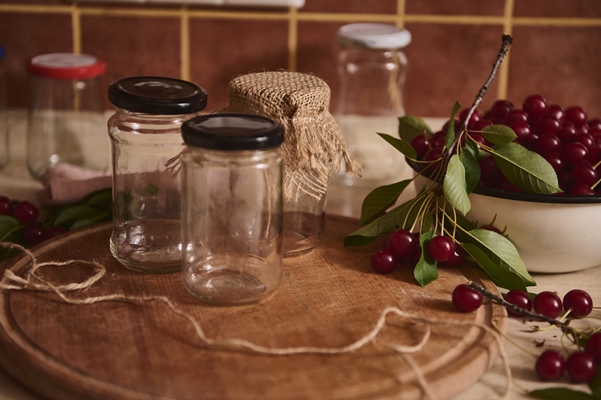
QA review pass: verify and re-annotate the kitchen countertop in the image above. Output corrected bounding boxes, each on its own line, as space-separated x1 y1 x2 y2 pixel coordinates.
0 112 599 399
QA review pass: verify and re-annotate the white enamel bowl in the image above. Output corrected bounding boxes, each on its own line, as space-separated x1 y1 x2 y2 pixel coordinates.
410 163 601 274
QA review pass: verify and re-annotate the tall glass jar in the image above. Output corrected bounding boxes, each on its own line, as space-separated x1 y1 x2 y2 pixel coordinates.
26 53 108 180
108 76 208 274
333 23 411 189
180 113 284 305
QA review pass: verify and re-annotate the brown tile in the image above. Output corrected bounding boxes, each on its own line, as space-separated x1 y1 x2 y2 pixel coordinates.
189 18 289 112
0 12 72 108
81 14 181 111
296 20 343 110
403 23 506 118
507 26 601 119
0 0 65 4
514 0 601 18
405 0 505 16
301 0 397 14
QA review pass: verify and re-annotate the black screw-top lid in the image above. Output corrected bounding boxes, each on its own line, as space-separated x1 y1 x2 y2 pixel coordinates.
182 113 285 151
108 76 208 115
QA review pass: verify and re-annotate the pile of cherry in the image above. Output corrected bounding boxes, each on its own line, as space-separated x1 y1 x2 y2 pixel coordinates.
0 195 66 246
454 284 599 384
410 94 601 195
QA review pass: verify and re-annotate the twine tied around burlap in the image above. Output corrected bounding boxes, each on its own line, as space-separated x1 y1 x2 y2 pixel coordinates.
221 71 362 200
0 240 511 400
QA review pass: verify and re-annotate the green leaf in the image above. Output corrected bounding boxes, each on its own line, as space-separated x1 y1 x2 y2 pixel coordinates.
84 188 112 208
463 228 536 286
398 115 433 143
459 149 480 194
527 388 594 400
443 155 471 215
345 195 429 247
359 180 412 226
69 211 110 230
0 215 21 242
444 102 462 149
480 124 517 145
54 205 103 227
377 133 417 160
414 230 438 286
461 243 527 291
491 142 561 194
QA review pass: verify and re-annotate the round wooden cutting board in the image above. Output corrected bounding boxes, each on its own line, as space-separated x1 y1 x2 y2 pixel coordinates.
0 216 506 400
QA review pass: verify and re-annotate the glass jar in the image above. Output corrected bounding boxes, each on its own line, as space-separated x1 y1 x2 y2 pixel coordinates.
180 113 284 305
108 76 208 274
0 45 7 170
333 23 411 189
26 53 108 180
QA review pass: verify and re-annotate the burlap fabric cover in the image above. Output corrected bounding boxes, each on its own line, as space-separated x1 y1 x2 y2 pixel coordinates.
221 71 361 199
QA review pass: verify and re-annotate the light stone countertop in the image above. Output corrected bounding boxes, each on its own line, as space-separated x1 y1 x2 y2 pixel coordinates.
0 112 599 400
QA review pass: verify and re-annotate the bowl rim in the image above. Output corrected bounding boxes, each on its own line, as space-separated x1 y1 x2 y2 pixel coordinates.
406 159 601 205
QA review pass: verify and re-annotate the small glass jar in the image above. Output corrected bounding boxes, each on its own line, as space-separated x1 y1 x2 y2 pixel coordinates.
333 23 411 189
26 53 108 180
108 76 208 274
180 113 284 306
0 45 8 170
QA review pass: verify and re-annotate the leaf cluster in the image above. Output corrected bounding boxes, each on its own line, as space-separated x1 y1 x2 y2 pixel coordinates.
0 188 112 257
344 108 563 290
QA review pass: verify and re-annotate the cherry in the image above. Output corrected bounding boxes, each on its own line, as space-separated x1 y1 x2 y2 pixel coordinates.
370 248 397 274
23 223 45 246
452 284 483 312
510 121 531 143
585 332 601 363
489 99 514 119
427 235 455 262
504 289 532 317
505 108 529 125
565 106 588 128
562 142 589 167
523 94 548 119
388 229 418 259
13 201 39 225
571 161 598 186
562 289 593 318
470 119 494 132
458 108 482 126
479 156 502 187
410 134 430 159
558 121 578 143
546 104 565 122
438 246 465 268
0 195 12 215
43 226 68 240
566 351 597 383
535 134 562 156
539 115 561 136
535 350 565 381
533 291 563 319
570 183 596 196
543 152 564 174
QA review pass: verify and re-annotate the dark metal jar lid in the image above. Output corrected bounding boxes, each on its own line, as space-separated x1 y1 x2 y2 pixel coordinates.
182 113 284 151
108 76 208 115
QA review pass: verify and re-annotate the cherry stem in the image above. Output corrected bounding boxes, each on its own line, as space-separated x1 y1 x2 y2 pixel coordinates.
467 281 584 344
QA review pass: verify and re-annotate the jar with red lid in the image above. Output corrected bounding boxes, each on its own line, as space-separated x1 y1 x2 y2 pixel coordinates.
26 53 108 180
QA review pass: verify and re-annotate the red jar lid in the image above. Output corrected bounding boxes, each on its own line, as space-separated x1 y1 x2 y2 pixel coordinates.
27 53 106 79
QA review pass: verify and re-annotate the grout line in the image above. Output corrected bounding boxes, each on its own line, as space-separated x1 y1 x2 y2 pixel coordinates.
1 4 600 27
288 6 298 72
181 5 190 81
71 3 82 54
497 0 515 100
397 0 406 28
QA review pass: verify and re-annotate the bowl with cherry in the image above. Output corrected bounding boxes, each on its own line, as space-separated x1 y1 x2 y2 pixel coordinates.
408 94 601 274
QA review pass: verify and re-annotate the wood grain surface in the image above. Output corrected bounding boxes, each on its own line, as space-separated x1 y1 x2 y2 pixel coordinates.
0 216 506 400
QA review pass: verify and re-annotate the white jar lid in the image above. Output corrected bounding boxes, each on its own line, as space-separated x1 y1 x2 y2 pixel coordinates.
337 23 411 49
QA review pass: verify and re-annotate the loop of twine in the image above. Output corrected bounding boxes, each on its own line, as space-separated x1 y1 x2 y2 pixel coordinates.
0 241 511 400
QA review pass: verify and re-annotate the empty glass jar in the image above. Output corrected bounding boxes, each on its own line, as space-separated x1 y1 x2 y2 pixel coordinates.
26 53 108 180
333 23 411 189
108 76 208 274
180 113 284 305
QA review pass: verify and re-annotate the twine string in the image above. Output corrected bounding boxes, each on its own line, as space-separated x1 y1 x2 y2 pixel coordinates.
0 241 511 400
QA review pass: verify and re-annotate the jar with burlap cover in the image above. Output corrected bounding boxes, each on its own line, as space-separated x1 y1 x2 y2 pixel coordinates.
221 71 361 200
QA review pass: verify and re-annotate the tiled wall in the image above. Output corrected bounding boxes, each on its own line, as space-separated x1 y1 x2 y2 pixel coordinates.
1 0 600 119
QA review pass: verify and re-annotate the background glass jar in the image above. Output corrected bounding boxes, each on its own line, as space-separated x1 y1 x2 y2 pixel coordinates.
108 76 208 274
332 23 411 189
180 113 284 306
0 45 7 170
26 53 108 180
